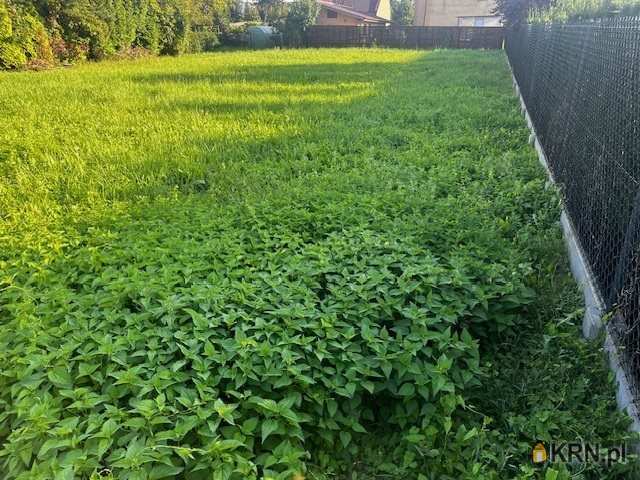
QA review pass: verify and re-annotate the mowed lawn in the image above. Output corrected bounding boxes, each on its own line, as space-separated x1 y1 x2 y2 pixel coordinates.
0 50 634 480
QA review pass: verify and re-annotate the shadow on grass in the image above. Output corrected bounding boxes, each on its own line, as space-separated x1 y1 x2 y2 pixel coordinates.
3 57 427 228
130 61 410 86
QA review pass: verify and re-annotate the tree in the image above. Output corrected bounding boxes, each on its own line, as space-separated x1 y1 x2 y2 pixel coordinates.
190 0 231 29
257 0 286 24
0 0 11 39
493 0 551 26
135 0 161 53
0 0 53 68
157 0 190 55
283 0 317 46
391 0 413 25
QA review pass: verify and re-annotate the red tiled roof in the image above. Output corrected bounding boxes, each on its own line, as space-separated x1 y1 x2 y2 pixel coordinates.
317 0 389 23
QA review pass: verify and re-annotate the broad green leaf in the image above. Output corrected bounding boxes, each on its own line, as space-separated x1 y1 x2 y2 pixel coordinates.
398 383 415 396
261 419 279 443
48 367 73 389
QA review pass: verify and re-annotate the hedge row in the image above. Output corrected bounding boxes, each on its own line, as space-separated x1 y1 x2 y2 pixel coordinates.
0 0 229 69
529 0 640 23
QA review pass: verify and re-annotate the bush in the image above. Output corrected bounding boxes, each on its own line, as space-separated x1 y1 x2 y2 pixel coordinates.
283 0 318 47
391 0 415 25
220 22 260 46
135 0 162 54
186 29 220 52
0 0 233 69
0 1 53 69
0 41 24 67
158 2 190 55
530 0 640 22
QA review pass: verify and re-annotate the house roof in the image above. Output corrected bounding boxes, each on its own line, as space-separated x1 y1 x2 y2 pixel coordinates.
317 0 389 23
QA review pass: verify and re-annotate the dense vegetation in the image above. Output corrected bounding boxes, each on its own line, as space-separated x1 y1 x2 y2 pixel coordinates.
493 0 551 26
0 0 231 69
0 49 636 479
495 0 640 25
0 0 320 70
529 0 640 22
391 0 414 25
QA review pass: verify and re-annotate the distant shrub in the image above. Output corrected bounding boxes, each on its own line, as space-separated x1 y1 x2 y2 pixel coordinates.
186 29 220 52
49 30 89 63
158 3 190 55
0 0 233 69
220 22 261 46
112 45 154 60
0 0 11 40
55 0 123 60
283 0 318 47
391 0 415 25
0 41 23 68
0 0 53 69
135 0 162 54
244 3 261 21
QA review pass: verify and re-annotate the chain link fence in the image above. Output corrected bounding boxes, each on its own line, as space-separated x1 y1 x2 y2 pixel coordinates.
506 18 640 402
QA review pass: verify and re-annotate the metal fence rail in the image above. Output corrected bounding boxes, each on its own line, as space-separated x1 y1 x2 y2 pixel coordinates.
506 18 640 401
305 25 504 49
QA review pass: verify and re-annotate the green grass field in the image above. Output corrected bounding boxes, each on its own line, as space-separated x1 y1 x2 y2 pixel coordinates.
0 49 636 480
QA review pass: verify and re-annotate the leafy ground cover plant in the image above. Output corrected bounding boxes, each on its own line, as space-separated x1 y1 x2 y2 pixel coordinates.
0 49 636 479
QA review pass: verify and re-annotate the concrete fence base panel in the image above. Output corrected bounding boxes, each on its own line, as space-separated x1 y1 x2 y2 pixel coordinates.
509 64 640 434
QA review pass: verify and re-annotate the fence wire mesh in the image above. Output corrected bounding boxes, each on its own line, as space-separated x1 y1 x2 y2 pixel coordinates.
305 26 504 49
506 18 640 403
